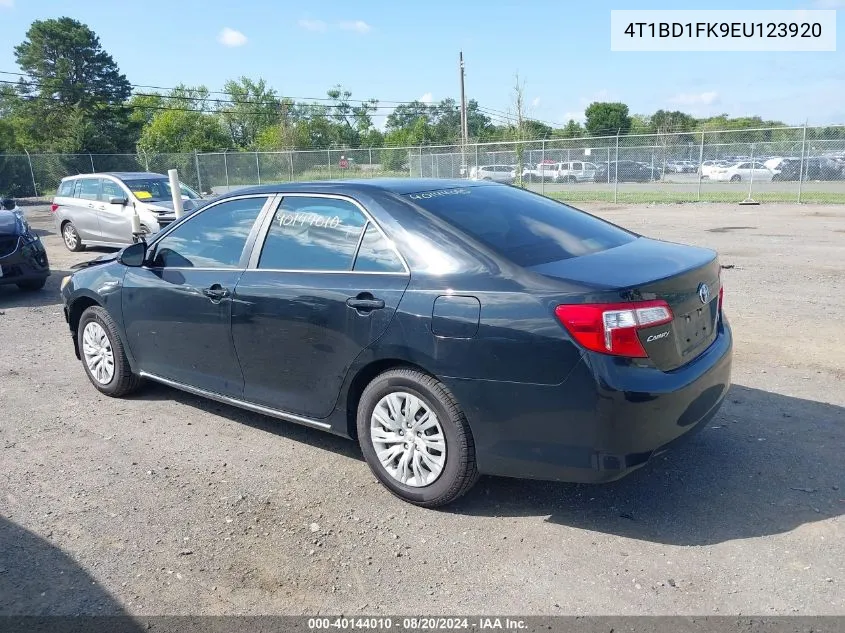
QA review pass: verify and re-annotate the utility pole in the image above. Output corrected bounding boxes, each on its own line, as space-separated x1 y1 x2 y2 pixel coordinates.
459 52 468 175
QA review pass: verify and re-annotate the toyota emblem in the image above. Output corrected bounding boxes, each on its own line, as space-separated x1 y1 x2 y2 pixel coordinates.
698 283 711 304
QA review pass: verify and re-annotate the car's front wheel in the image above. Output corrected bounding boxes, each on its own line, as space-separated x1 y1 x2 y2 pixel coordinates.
730 175 741 182
78 305 142 397
357 368 479 507
17 278 46 291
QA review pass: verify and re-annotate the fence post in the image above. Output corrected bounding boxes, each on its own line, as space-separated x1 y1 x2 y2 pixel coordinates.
289 151 294 182
223 150 230 191
142 149 150 172
194 151 203 195
747 142 755 201
23 149 38 197
541 140 545 195
327 148 333 179
798 123 807 203
89 153 95 173
474 144 479 176
255 151 261 185
614 132 619 203
697 131 705 202
369 147 373 173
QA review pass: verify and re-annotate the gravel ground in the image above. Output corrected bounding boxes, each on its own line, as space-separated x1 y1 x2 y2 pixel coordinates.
0 202 843 616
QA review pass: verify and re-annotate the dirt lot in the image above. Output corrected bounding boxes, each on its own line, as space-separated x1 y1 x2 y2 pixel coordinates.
1 202 843 616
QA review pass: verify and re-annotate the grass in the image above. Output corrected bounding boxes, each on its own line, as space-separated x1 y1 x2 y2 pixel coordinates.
545 190 845 205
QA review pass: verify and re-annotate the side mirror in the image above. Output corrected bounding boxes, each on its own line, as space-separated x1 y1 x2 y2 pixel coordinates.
109 196 128 206
118 241 147 267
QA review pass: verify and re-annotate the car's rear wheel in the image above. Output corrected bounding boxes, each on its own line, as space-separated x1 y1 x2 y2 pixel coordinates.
17 278 46 291
78 306 141 397
62 221 84 252
357 368 479 507
730 175 741 182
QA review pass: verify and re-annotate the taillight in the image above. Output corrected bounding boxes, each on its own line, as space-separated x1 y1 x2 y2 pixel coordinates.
554 300 674 358
50 203 59 213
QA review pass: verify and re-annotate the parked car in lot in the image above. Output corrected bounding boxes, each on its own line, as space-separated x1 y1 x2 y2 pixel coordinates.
516 161 599 183
468 165 514 183
594 160 660 182
771 156 842 181
52 172 205 252
0 197 50 291
666 160 697 174
699 160 730 178
60 179 732 507
708 161 775 182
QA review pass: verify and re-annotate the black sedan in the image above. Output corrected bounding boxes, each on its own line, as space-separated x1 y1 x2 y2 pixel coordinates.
594 160 660 183
60 179 732 507
0 198 50 291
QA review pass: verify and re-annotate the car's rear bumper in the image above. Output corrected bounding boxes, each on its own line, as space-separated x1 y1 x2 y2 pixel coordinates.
445 320 733 484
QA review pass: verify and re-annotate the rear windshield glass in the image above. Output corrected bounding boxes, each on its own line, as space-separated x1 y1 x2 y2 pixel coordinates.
404 186 636 266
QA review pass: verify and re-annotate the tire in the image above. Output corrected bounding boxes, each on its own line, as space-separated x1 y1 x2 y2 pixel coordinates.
61 221 84 252
77 305 142 397
730 175 741 182
17 278 46 291
357 368 479 508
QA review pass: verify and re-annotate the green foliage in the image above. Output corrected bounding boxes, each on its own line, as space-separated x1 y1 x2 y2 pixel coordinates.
138 86 228 153
12 17 137 152
584 102 632 136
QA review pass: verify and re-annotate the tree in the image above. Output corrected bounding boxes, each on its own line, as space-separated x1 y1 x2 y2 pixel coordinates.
554 119 585 139
326 85 379 147
138 86 228 153
584 102 631 136
510 74 528 187
12 17 137 152
220 77 281 149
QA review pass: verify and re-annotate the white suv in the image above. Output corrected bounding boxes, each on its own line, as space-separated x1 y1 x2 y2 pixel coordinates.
469 165 515 183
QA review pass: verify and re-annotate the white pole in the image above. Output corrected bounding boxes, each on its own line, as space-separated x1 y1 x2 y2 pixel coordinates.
168 168 185 219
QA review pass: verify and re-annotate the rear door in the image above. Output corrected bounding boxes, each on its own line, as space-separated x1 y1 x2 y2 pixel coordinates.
231 194 410 419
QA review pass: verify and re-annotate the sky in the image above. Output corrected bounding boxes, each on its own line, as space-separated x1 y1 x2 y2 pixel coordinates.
1 0 844 128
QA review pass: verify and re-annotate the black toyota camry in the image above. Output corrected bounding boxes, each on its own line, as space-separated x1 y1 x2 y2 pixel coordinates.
0 198 50 292
60 179 732 507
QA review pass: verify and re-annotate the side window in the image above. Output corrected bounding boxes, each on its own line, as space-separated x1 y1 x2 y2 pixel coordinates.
57 180 74 197
101 179 124 201
71 180 83 198
258 196 366 271
78 178 101 201
572 162 582 170
353 223 405 273
151 196 267 269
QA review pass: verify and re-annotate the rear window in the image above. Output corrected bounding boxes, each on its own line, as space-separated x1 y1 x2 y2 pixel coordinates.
404 186 636 266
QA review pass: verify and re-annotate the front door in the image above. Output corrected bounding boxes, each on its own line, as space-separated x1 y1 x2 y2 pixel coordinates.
232 194 410 419
98 178 132 244
122 195 270 396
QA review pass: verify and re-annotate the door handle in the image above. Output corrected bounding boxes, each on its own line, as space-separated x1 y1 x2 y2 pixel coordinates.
202 284 230 302
346 293 385 312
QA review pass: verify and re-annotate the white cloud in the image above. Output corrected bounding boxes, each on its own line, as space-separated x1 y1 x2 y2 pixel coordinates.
419 92 433 104
562 110 586 123
338 20 372 34
0 0 14 8
531 97 541 108
298 19 328 32
670 91 720 106
217 27 247 47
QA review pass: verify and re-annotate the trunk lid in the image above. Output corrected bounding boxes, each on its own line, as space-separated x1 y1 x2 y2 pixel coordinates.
531 237 722 371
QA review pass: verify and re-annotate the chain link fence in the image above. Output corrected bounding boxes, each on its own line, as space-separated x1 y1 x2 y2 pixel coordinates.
2 125 844 203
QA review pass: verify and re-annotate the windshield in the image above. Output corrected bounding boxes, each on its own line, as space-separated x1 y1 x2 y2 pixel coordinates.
123 178 200 202
404 185 635 267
